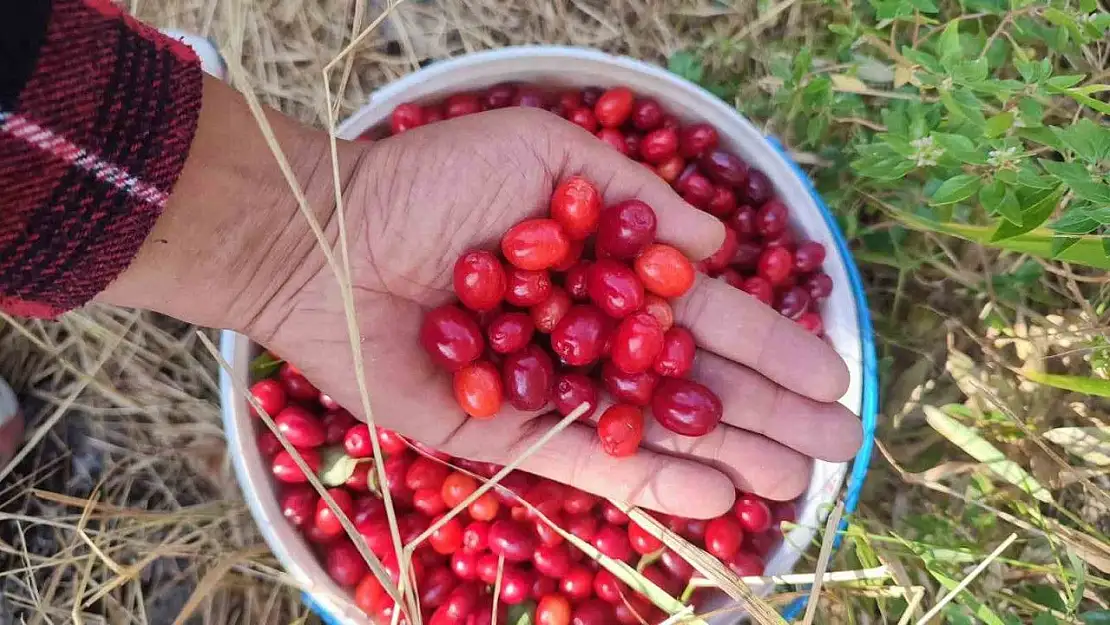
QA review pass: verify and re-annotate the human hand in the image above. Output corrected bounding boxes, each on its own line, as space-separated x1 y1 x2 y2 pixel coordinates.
246 107 861 518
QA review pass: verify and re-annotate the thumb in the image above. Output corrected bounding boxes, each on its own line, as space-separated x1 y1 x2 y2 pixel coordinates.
548 119 727 261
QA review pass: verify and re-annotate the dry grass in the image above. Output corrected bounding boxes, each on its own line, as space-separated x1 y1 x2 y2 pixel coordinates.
2 0 1107 623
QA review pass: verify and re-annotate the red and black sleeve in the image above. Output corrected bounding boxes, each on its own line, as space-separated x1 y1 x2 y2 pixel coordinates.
0 0 203 318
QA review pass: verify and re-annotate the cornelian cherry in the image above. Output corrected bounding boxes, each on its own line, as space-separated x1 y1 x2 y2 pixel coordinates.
453 361 503 418
551 305 610 366
601 361 658 406
609 311 665 374
453 250 507 312
639 127 679 164
550 176 602 240
705 515 744 560
531 286 573 333
596 200 657 260
552 373 599 420
650 378 723 436
505 268 553 306
733 493 773 533
596 404 644 457
627 521 663 555
420 305 485 371
593 87 634 128
586 259 645 319
679 123 719 158
758 246 794 286
653 326 696 377
274 405 326 448
634 243 696 298
640 294 674 332
502 345 555 411
315 488 354 538
502 219 571 271
249 379 287 417
487 312 535 354
442 472 478 508
390 103 425 134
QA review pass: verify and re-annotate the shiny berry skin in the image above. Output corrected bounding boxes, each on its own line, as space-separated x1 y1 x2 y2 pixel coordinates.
659 548 695 582
765 227 796 250
502 219 571 271
355 573 386 614
454 360 503 419
755 199 789 237
532 542 572 578
489 519 537 563
596 404 644 457
794 241 827 273
420 566 458 611
346 463 372 491
274 405 326 448
445 581 483 621
279 363 319 401
258 430 282 457
271 448 320 483
550 176 602 240
757 246 794 287
453 250 507 312
638 127 679 164
559 565 595 601
551 305 610 366
428 515 464 555
390 103 425 134
413 487 447 516
650 378 724 437
531 287 573 334
572 600 613 625
249 379 287 417
493 471 533 506
634 244 696 298
553 373 599 420
655 155 686 183
593 87 634 128
383 451 414 505
586 260 645 319
595 200 657 260
406 455 449 491
505 268 553 307
700 149 750 187
640 295 674 332
600 501 629 525
742 169 774 205
601 361 658 406
315 488 354 538
733 240 762 269
630 98 665 130
610 312 665 374
702 225 738 273
654 326 696 377
705 515 745 560
729 205 757 239
535 513 566 547
565 513 599 543
614 593 657 625
804 272 833 301
707 186 738 218
642 563 684 596
561 489 597 516
326 540 369 588
684 518 708 542
481 83 516 109
733 493 773 533
776 286 812 320
797 311 824 335
677 170 715 208
450 550 480 580
377 427 408 455
468 491 500 521
596 128 629 154
679 123 719 158
741 276 774 306
727 551 765 577
564 261 592 300
423 104 446 124
420 305 485 371
592 568 626 603
441 472 478 509
280 485 318 528
445 93 482 118
513 87 549 108
321 409 355 445
537 593 573 625
501 345 555 411
566 107 599 132
498 566 534 605
592 523 636 562
719 268 745 289
487 312 535 354
558 90 584 111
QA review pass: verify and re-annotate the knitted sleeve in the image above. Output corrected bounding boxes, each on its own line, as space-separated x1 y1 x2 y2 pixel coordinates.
0 0 203 318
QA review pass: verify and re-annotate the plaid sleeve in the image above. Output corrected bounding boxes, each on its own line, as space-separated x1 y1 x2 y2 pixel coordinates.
0 0 203 318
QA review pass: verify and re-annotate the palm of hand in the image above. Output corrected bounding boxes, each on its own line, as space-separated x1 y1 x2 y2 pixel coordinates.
261 109 862 518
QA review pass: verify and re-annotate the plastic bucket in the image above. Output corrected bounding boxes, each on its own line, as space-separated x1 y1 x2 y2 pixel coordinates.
218 46 878 624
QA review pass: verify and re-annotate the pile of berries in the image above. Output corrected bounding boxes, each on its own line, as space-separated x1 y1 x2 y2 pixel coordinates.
421 173 722 455
252 363 795 625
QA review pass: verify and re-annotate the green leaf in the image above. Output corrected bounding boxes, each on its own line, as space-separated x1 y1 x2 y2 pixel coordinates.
1016 167 1055 189
1046 74 1086 89
923 405 1054 503
937 21 963 65
1051 211 1099 236
941 89 987 128
1040 159 1110 204
667 51 704 84
1053 235 1081 257
507 601 536 625
927 567 1008 625
984 112 1014 138
1024 371 1110 398
935 133 987 164
981 181 1021 225
993 185 1065 240
318 446 368 487
1034 613 1059 625
249 352 284 380
930 174 981 205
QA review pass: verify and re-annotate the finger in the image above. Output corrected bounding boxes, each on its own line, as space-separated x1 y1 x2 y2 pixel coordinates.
547 117 726 261
691 351 862 461
672 273 850 402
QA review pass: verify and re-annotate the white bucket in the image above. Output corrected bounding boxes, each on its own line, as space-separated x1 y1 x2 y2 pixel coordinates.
219 46 878 624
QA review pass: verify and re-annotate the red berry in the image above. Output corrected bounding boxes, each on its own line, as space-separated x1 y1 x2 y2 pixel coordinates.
756 199 789 237
421 566 458 611
258 430 282 457
413 487 447 516
639 127 679 164
489 519 537 562
633 244 696 299
383 451 414 505
537 593 573 625
429 515 464 555
274 405 325 448
804 272 833 301
572 600 614 625
707 186 738 218
729 205 757 239
565 513 599 543
390 102 425 134
596 200 658 260
794 241 827 273
677 170 715 208
531 286 573 334
315 488 354 538
610 311 665 374
593 87 634 128
484 83 517 109
655 155 685 183
600 501 629 525
451 550 480 580
559 565 595 601
499 566 534 605
355 573 386 614
630 98 665 131
586 260 645 319
653 326 696 377
679 123 719 158
505 268 553 307
550 176 603 240
726 551 765 577
614 593 657 625
423 104 445 124
406 455 449 491
249 379 287 417
322 409 356 445
596 128 629 154
346 463 372 491
776 286 812 320
564 261 592 301
326 540 369 587
757 246 794 286
684 518 708 542
592 523 635 562
740 276 774 306
650 378 723 437
596 405 644 457
501 345 555 411
486 312 535 355
445 93 482 118
461 520 489 552
733 493 773 533
699 149 749 187
442 472 479 509
454 360 503 419
492 471 534 506
445 581 483 620
551 305 611 366
702 227 737 274
280 485 318 528
733 240 762 269
642 563 684 596
601 360 658 406
532 542 572 578
279 363 319 402
567 107 599 132
376 427 408 455
639 295 674 332
797 311 824 335
535 513 566 547
592 568 626 603
502 219 572 271
420 305 485 371
742 169 774 205
512 87 549 108
625 521 663 555
746 531 779 557
553 373 599 420
659 548 695 582
765 227 796 251
453 250 507 312
705 515 745 560
468 492 500 522
271 448 320 483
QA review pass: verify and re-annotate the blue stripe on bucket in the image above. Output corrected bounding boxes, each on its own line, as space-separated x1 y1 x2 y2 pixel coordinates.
764 137 879 621
303 592 344 625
